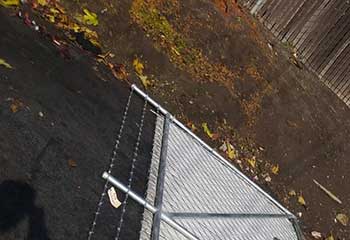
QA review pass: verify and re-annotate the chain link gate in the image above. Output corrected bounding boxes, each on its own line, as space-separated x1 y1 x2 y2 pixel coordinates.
92 85 304 240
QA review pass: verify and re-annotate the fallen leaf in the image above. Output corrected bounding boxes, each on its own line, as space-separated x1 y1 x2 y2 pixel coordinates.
271 164 279 175
186 122 197 132
313 179 342 204
0 0 19 7
138 74 152 89
133 58 144 75
81 9 98 26
202 122 214 139
9 99 24 113
247 157 256 169
336 213 349 226
226 141 236 159
0 58 13 69
325 234 334 240
109 63 128 80
265 176 271 182
108 187 121 208
298 195 306 206
311 231 322 239
68 159 77 168
37 0 47 6
219 142 227 152
288 190 296 196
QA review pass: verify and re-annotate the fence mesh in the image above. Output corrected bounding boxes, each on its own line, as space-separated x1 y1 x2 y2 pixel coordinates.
139 113 301 240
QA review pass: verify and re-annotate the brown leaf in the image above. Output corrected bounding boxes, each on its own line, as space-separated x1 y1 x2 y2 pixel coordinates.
10 99 24 113
186 121 197 132
109 63 128 80
68 159 77 168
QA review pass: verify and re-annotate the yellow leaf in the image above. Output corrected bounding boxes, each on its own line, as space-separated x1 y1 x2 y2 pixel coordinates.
0 0 19 7
202 122 213 138
326 234 334 240
298 195 306 206
68 159 77 168
271 164 279 175
226 141 236 159
288 190 296 196
37 0 47 6
133 58 144 75
0 58 13 69
50 7 60 14
336 213 349 226
82 8 98 26
247 157 256 168
138 74 152 89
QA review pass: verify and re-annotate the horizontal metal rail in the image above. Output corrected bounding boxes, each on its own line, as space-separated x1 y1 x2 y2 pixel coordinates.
102 172 199 240
166 212 295 219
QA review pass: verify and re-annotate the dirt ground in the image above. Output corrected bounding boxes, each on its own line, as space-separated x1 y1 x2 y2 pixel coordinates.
1 0 350 239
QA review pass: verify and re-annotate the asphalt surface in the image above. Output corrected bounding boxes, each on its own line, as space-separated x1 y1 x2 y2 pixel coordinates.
0 9 156 240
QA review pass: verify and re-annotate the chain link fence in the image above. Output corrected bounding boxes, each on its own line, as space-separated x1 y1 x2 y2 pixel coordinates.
129 85 303 240
92 85 303 239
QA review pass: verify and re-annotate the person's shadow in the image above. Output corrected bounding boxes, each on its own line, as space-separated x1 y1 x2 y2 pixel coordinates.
0 180 50 239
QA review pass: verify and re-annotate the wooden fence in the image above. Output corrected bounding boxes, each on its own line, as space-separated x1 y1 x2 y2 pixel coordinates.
239 0 350 106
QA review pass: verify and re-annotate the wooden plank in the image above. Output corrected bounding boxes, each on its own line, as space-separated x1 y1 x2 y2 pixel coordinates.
309 8 350 73
294 1 325 50
320 38 350 79
332 66 350 95
273 0 305 40
270 0 298 37
281 0 309 42
322 41 350 83
338 77 350 100
333 59 350 94
324 46 350 87
248 0 259 9
264 0 285 30
251 0 268 15
304 1 350 68
298 0 337 58
261 0 282 26
257 0 275 18
327 50 350 90
342 84 350 103
278 0 308 41
287 1 320 45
